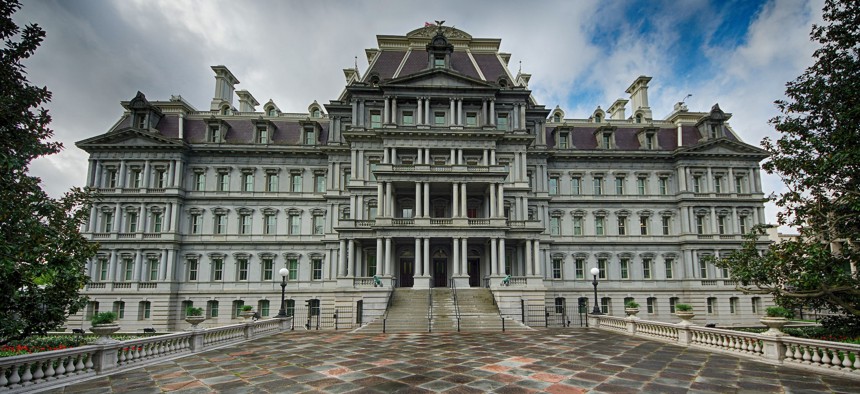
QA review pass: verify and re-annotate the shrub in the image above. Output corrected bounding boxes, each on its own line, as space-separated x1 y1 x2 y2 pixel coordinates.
820 315 860 338
675 304 692 312
90 312 117 325
765 306 792 318
186 307 204 317
241 305 253 312
625 301 639 308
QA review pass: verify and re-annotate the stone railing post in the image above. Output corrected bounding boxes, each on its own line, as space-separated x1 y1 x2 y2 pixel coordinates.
190 330 205 352
92 344 120 373
587 315 599 328
278 316 292 331
626 320 637 334
677 326 691 346
760 336 786 363
244 322 254 339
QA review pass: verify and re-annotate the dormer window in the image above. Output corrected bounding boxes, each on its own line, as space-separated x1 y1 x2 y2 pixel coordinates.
635 114 643 124
553 113 561 123
135 114 146 129
497 113 508 131
602 132 612 149
426 30 453 70
595 114 602 123
558 132 569 149
209 126 219 143
312 108 321 118
257 126 269 144
304 126 316 145
710 124 720 139
434 56 445 68
370 110 382 128
268 108 277 117
646 134 654 149
220 105 230 116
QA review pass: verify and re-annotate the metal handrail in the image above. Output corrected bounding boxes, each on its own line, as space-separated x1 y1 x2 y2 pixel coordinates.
427 288 433 332
451 280 461 332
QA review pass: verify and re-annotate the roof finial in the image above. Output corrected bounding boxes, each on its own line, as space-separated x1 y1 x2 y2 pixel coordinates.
354 56 358 71
518 60 522 74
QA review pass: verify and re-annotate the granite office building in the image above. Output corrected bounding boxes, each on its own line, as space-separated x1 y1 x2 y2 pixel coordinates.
70 25 771 331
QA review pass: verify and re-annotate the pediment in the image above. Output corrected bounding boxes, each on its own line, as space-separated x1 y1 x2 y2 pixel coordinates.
384 69 493 89
76 128 184 150
676 138 768 158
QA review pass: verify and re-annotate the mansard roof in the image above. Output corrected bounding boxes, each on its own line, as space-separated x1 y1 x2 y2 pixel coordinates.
76 126 185 152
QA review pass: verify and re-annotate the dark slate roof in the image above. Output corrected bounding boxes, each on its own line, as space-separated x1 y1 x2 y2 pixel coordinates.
179 119 325 145
398 50 427 77
451 52 480 79
370 51 405 81
549 125 703 151
472 53 507 82
156 115 179 138
682 126 701 146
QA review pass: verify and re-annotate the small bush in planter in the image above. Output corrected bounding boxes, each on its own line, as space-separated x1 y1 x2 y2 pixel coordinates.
675 304 693 312
241 305 253 312
91 312 117 325
625 301 639 309
186 307 204 317
765 306 793 319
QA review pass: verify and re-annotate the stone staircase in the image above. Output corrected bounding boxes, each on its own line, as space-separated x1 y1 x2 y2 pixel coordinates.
356 288 530 333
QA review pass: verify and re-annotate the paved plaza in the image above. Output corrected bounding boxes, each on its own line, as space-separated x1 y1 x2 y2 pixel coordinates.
49 328 857 393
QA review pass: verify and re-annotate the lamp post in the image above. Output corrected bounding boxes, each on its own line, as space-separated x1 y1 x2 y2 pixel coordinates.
276 268 290 318
590 267 602 315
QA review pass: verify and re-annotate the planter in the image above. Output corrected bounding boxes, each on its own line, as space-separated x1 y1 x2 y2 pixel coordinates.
241 311 255 321
90 323 120 344
760 316 788 336
624 307 640 320
185 315 206 330
675 311 695 326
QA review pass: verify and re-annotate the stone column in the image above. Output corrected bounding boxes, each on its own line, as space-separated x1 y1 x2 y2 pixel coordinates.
385 237 393 276
499 239 506 275
490 238 498 275
108 251 116 283
377 183 384 217
482 100 488 126
347 240 355 277
415 238 423 276
391 97 397 125
520 104 526 129
358 100 365 127
461 183 467 218
458 99 464 126
452 237 460 275
461 238 468 276
384 96 390 124
417 98 423 125
710 207 717 234
425 98 431 125
534 240 541 277
423 237 430 278
489 100 495 126
386 182 393 217
424 182 430 218
416 182 423 218
490 183 497 217
498 183 505 216
376 238 383 277
449 99 455 126
452 183 459 218
525 240 533 276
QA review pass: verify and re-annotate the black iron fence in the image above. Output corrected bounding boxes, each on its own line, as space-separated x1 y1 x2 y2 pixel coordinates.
290 306 357 331
522 302 587 328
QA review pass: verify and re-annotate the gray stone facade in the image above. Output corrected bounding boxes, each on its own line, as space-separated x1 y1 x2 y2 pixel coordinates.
70 25 771 332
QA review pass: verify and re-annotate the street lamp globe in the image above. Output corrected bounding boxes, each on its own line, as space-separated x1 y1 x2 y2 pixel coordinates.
590 267 600 276
279 268 289 278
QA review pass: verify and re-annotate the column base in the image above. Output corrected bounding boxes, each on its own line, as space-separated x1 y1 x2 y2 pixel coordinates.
451 275 470 288
412 276 433 289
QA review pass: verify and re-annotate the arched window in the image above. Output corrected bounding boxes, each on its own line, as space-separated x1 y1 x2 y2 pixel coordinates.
312 108 321 118
635 114 642 123
594 113 602 123
553 113 560 122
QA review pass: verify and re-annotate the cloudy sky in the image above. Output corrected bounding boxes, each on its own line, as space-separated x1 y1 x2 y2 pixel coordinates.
17 0 823 231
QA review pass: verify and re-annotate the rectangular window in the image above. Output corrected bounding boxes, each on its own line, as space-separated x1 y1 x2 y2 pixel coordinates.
735 176 744 193
181 301 192 319
209 127 219 143
86 301 99 320
558 132 568 149
217 173 229 191
258 300 270 317
214 214 226 234
140 301 151 319
714 176 723 193
574 259 584 279
262 258 273 281
402 111 414 125
572 217 583 236
148 258 159 281
266 174 278 192
571 177 581 195
213 258 223 281
696 215 705 234
600 297 609 314
646 134 654 149
290 174 302 192
548 177 558 195
602 133 611 148
243 174 254 192
752 297 761 314
237 259 248 281
550 217 560 235
646 298 655 314
721 266 729 279
106 170 117 188
258 127 268 144
637 177 646 195
595 217 605 236
615 177 624 195
315 174 326 193
103 213 113 232
127 212 138 233
739 215 748 234
288 258 298 280
304 129 315 145
207 300 219 318
496 113 508 130
699 260 708 278
370 111 382 128
188 259 198 281
659 178 668 195
131 170 141 188
707 297 716 314
239 214 251 235
289 215 300 235
465 112 477 127
617 217 626 235
286 300 295 317
718 216 726 234
156 170 166 188
123 258 133 281
233 301 245 318
368 161 378 181
693 176 702 193
597 259 607 279
264 214 276 235
729 297 738 314
313 216 324 235
152 213 162 233
113 301 125 319
551 259 562 279
620 259 629 279
312 259 323 280
662 217 670 235
367 255 377 277
190 214 201 234
639 217 648 235
342 170 351 186
434 112 445 126
643 258 652 279
194 173 205 191
98 259 108 281
664 259 674 279
593 177 603 195
669 297 678 313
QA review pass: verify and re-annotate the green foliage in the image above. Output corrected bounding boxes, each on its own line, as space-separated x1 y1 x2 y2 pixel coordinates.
765 306 793 318
820 315 860 338
186 307 204 317
241 305 253 312
714 0 860 317
0 1 98 346
675 304 692 312
625 301 639 308
90 312 116 325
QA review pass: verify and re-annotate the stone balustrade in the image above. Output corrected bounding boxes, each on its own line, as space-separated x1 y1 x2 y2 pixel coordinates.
590 315 860 380
0 318 292 393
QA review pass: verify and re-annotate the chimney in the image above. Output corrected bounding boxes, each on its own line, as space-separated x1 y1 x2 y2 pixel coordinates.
236 90 259 113
608 99 628 120
210 65 240 111
625 75 653 119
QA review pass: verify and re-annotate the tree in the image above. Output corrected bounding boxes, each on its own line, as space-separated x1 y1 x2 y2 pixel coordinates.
0 1 97 344
715 0 860 316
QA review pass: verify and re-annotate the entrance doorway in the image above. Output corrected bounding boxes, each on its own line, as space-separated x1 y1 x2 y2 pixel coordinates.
400 259 414 287
468 258 480 287
433 258 448 287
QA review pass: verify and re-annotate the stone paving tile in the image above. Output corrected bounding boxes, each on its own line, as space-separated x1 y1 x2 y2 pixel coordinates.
48 328 860 393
